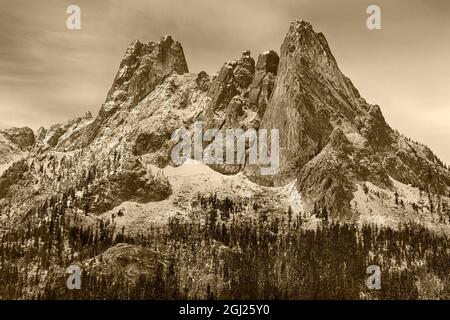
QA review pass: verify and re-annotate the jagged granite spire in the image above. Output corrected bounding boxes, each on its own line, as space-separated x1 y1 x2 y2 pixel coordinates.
104 35 189 114
260 20 370 182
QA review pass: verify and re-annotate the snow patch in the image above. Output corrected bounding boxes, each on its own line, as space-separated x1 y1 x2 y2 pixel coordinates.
279 180 304 215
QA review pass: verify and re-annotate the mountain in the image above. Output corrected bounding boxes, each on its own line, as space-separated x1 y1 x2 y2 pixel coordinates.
259 20 450 219
0 20 449 299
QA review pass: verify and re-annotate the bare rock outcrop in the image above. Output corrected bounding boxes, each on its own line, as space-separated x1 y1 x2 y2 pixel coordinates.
0 127 35 151
0 158 28 199
104 35 189 113
254 19 450 216
260 20 367 184
79 158 171 214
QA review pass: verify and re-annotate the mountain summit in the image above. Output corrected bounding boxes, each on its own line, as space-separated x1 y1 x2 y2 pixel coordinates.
1 19 449 223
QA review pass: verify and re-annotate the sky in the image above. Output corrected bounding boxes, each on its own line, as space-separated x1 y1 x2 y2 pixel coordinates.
0 0 449 163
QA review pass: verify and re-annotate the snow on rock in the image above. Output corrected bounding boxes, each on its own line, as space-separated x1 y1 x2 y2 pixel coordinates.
100 160 307 234
279 179 304 215
352 177 450 234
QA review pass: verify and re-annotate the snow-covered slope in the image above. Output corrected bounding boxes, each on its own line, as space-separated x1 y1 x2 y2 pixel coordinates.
100 160 306 234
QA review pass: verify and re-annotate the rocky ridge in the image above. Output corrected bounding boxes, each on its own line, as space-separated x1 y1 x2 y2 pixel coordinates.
0 19 449 233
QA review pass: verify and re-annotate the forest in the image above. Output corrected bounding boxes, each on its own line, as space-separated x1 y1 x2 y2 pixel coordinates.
0 191 449 300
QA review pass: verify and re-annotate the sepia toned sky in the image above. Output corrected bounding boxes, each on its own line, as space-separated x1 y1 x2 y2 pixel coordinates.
0 0 449 163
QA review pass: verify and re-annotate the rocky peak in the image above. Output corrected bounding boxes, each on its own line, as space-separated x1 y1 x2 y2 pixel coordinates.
359 105 394 149
158 35 189 74
253 19 450 215
247 50 279 117
84 111 93 119
329 127 351 151
281 20 361 103
5 18 446 226
195 71 210 91
206 49 279 119
255 50 279 74
60 35 190 150
233 50 255 89
284 20 333 60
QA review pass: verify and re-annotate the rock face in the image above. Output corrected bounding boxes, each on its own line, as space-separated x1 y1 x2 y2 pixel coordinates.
252 20 450 215
79 158 171 214
63 35 190 150
0 128 34 177
104 35 189 113
205 50 278 131
0 135 22 166
260 20 367 183
202 50 279 175
36 112 93 148
0 19 449 228
1 18 450 300
248 50 279 117
0 38 200 228
83 243 163 281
